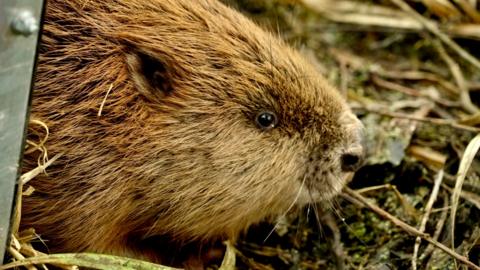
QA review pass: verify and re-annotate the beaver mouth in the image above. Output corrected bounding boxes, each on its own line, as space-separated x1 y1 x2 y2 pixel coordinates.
298 171 354 204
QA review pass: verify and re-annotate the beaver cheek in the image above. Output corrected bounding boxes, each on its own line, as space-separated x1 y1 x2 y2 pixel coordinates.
299 144 356 203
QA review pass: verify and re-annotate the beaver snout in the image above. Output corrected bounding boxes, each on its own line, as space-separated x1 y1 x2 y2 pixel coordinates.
341 145 364 172
338 111 365 172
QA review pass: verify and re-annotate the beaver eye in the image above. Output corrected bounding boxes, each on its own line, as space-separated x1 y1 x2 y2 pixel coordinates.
255 111 278 130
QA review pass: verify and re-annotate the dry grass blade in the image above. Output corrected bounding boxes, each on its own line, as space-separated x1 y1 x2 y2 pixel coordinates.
344 187 480 270
454 0 480 22
420 193 449 264
442 183 480 209
302 0 423 29
219 241 236 270
371 75 458 107
422 0 462 19
324 12 422 30
448 23 480 40
25 119 50 168
0 253 180 270
389 0 480 70
450 133 480 261
412 169 444 270
10 153 63 237
408 145 447 169
433 40 479 114
302 0 480 39
19 153 63 186
329 48 459 96
98 83 113 117
6 246 37 270
459 112 480 126
357 184 418 217
364 108 480 133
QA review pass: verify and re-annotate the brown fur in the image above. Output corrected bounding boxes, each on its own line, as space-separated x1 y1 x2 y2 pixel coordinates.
22 0 363 267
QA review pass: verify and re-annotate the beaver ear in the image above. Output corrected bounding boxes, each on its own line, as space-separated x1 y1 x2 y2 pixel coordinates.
126 50 175 101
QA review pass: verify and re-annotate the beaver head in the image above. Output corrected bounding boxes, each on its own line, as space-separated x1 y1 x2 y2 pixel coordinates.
24 0 364 263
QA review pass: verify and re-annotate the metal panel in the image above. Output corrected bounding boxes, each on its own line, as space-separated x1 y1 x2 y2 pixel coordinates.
0 0 45 263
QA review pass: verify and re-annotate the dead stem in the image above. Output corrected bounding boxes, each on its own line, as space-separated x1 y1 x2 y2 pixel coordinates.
448 133 480 269
389 0 480 70
372 75 458 107
412 169 444 270
320 211 345 270
364 108 480 133
344 187 480 270
420 192 449 264
433 40 479 114
97 83 113 117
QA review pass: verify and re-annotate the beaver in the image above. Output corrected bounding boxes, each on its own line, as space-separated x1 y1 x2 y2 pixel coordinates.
21 0 364 267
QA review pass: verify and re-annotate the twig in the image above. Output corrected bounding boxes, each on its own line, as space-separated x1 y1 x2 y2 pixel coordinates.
357 184 418 217
234 245 274 270
389 0 480 70
412 170 444 270
441 183 480 210
344 187 480 270
420 193 450 264
443 173 480 198
330 48 458 95
15 241 75 270
454 0 480 23
302 0 480 40
373 69 458 95
7 246 37 270
459 112 480 127
320 211 345 270
8 235 51 270
408 145 447 170
371 75 458 107
363 107 480 133
433 40 479 114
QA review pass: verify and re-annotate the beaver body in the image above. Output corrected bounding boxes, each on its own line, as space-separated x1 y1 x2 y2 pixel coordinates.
22 0 364 267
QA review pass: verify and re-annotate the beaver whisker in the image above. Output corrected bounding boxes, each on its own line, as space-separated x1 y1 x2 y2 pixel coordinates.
305 195 313 225
308 189 325 237
263 174 307 243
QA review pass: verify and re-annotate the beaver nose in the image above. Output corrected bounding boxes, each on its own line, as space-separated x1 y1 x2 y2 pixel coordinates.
341 152 363 172
338 111 365 172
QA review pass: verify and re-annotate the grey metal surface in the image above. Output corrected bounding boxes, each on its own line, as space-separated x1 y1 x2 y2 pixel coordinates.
0 0 44 263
